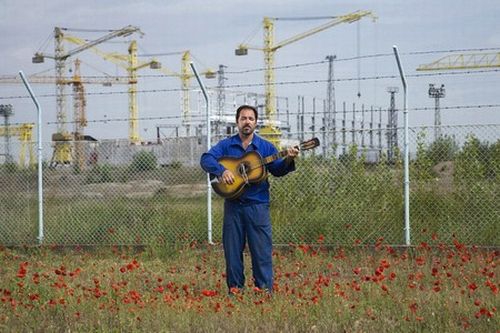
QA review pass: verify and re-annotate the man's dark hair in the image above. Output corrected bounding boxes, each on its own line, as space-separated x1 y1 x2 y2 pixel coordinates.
236 105 258 122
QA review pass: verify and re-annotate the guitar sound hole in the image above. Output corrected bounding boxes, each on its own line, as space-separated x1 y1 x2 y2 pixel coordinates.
238 163 249 176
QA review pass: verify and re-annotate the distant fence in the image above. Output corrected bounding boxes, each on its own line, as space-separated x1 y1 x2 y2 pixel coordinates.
0 124 498 246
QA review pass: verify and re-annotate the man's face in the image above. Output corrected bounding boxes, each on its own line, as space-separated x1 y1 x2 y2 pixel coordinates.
237 108 257 137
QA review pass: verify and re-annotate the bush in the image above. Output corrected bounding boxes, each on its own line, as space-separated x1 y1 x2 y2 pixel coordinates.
412 131 434 181
85 164 113 183
427 135 459 165
454 135 485 186
130 151 157 172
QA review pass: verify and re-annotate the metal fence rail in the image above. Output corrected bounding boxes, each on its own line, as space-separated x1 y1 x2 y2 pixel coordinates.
0 124 498 246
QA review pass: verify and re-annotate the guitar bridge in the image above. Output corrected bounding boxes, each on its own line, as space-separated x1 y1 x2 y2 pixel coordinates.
238 163 249 184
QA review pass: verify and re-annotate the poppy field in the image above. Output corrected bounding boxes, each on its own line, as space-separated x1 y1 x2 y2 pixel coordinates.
0 237 498 332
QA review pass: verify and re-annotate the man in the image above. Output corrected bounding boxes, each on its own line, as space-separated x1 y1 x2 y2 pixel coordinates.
200 105 298 293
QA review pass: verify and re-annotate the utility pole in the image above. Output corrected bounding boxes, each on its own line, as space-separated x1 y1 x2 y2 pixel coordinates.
378 107 383 155
342 101 347 155
369 105 374 149
326 55 336 155
351 102 356 146
428 83 445 140
311 97 316 144
361 104 365 148
386 87 399 162
300 96 305 142
216 64 227 139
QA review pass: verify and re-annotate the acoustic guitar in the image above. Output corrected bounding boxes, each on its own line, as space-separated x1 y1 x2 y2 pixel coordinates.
211 137 320 199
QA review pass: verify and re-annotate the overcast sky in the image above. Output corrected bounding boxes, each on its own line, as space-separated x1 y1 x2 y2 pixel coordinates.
1 0 499 142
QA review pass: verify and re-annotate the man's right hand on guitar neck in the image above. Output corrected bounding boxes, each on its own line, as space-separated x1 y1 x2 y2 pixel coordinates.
221 169 235 184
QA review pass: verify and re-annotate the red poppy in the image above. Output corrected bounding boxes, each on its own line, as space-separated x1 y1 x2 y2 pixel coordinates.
317 234 325 244
468 283 478 292
415 256 425 266
201 289 217 297
16 262 28 279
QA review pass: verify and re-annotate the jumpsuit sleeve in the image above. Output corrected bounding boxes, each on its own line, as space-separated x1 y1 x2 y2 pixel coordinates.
265 144 296 177
200 141 227 177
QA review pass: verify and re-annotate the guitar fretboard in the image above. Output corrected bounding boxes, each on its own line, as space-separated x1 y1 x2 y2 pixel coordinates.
261 150 290 165
248 138 318 171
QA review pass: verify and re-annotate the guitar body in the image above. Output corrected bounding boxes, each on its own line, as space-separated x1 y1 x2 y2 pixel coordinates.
210 137 320 199
212 151 267 199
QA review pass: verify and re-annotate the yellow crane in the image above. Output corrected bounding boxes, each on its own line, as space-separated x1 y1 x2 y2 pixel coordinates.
235 10 376 146
32 25 141 162
61 36 215 140
62 36 165 144
177 51 215 135
0 60 128 167
0 123 35 167
417 52 500 71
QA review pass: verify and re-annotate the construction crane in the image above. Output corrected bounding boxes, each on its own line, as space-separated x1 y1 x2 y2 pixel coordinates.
62 36 166 144
416 52 500 141
417 52 500 71
95 47 215 138
235 10 376 146
32 25 141 162
178 51 215 135
0 123 35 167
62 38 215 140
1 60 128 168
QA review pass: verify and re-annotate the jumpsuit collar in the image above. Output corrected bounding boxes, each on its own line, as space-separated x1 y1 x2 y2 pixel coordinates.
231 133 263 151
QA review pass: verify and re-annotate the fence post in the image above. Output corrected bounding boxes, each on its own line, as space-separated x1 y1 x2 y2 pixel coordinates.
190 62 213 245
19 70 44 245
392 46 410 246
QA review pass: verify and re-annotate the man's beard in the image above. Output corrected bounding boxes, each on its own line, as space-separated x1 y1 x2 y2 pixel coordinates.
241 126 253 136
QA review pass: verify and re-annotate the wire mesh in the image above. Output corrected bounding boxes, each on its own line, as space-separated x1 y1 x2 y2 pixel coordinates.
0 124 498 246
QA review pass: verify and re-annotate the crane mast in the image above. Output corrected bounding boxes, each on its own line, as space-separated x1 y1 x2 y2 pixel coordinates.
71 59 87 170
128 40 140 143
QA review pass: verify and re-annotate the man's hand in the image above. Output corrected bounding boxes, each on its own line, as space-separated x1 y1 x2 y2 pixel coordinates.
221 169 235 184
287 146 299 159
285 146 299 164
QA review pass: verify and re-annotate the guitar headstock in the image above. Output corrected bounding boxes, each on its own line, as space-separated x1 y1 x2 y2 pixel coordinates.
298 137 320 151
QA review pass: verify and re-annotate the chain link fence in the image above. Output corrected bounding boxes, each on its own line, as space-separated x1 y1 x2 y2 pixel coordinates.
0 124 498 246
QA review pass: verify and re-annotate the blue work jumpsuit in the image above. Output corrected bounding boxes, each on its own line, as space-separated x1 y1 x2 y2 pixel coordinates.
200 134 295 291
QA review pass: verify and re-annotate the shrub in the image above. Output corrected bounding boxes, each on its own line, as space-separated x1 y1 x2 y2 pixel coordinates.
454 135 486 186
427 135 459 165
85 163 113 184
130 151 157 172
412 131 434 181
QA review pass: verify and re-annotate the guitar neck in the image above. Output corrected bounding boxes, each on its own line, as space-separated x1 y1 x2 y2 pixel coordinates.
261 148 295 165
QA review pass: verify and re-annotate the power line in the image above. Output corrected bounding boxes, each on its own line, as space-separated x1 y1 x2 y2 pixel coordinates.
269 103 500 116
225 47 500 74
1 69 499 101
6 103 499 128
